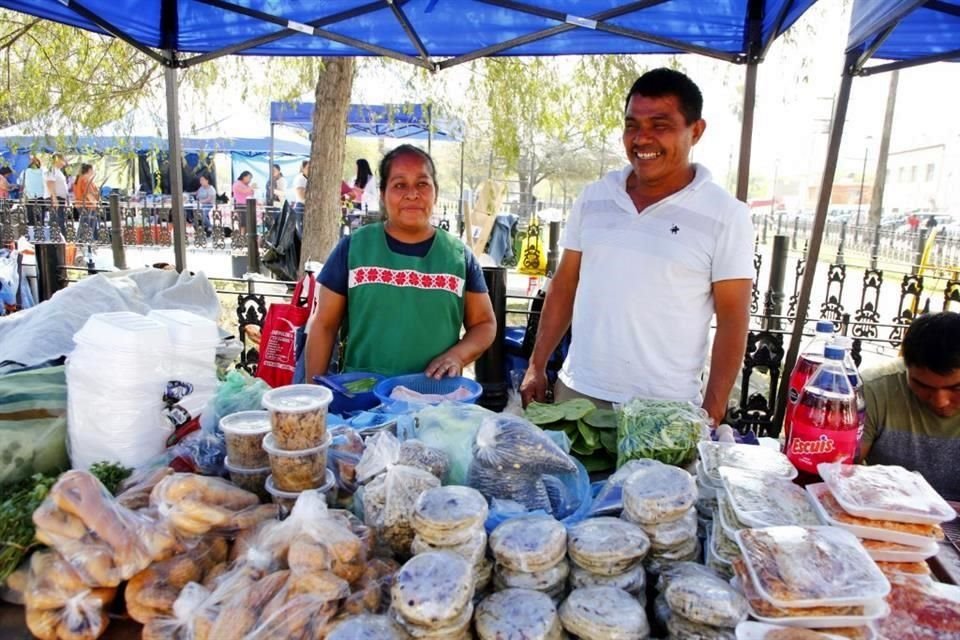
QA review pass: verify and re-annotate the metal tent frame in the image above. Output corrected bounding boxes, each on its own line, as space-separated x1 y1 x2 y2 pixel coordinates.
2 0 818 271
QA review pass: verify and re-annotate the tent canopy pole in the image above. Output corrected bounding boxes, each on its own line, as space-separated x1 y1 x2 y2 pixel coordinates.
774 49 859 430
736 60 758 202
268 123 275 204
165 55 188 272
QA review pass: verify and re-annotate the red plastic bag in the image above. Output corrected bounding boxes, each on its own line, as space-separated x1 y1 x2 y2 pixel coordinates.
256 276 316 387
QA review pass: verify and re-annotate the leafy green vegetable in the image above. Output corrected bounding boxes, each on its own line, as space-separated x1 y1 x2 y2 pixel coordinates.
559 398 596 421
88 461 133 496
343 376 378 393
577 420 600 449
599 430 617 451
616 399 705 467
579 452 616 473
583 408 617 430
524 402 567 425
0 473 55 581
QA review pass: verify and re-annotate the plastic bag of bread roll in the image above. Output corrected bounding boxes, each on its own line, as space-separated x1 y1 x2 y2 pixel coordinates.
24 551 117 640
32 470 178 587
243 593 340 640
115 466 175 510
279 491 368 584
150 473 260 537
125 537 229 624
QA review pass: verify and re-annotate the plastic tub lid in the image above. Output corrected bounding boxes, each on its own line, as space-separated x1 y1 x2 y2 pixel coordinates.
224 456 270 474
265 468 336 499
262 384 333 415
220 411 271 436
262 431 332 456
147 309 220 346
73 312 171 351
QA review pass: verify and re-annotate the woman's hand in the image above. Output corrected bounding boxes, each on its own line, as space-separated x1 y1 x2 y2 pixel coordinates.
425 350 464 380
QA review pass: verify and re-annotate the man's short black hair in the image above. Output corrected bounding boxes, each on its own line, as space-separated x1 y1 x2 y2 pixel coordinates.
902 311 960 375
625 68 703 125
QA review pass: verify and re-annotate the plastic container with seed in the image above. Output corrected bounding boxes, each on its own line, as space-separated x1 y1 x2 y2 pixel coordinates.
262 432 331 492
224 456 270 501
220 410 271 468
261 384 333 450
265 469 336 517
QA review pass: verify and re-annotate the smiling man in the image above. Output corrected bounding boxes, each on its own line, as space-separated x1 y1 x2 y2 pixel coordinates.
862 311 960 500
520 68 754 425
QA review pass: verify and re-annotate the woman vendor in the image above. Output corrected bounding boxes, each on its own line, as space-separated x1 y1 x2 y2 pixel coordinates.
305 145 496 379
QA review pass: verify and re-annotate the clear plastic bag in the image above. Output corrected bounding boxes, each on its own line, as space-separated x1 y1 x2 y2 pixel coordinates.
569 562 646 596
473 414 576 475
697 441 796 486
200 370 271 433
398 439 450 480
640 506 698 551
489 514 567 573
588 458 664 517
326 614 407 639
567 517 651 575
243 593 339 639
493 559 569 597
475 588 561 640
412 485 488 546
662 563 748 628
391 551 475 628
327 425 364 497
719 467 823 528
362 465 441 557
616 398 707 468
414 402 498 485
32 470 178 587
559 586 649 640
666 613 737 640
150 473 261 537
467 463 552 513
23 550 117 640
621 462 697 525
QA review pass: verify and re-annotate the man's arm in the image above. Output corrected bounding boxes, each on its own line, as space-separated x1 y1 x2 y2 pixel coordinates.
701 278 752 425
304 286 347 380
46 176 57 207
425 291 497 379
519 250 582 406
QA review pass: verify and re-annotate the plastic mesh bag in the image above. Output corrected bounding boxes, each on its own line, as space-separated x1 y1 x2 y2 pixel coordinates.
616 398 708 467
24 550 117 640
32 471 178 587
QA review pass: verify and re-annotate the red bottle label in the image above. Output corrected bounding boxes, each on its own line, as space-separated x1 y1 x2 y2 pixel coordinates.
787 425 859 475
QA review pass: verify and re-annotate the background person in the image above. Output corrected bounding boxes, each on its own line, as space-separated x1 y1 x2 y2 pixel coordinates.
861 311 960 500
20 157 46 227
195 174 216 235
73 163 100 237
232 170 256 207
305 144 496 380
45 154 69 232
0 167 12 199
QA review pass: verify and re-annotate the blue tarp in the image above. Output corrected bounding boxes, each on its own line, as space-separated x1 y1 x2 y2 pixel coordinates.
0 1 816 64
847 0 960 68
0 134 311 155
271 102 463 141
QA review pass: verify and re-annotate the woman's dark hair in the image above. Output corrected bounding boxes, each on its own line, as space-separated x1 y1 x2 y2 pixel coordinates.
79 163 93 175
355 158 373 189
272 163 281 173
238 171 252 182
625 67 703 125
0 167 12 177
902 311 960 375
378 145 437 196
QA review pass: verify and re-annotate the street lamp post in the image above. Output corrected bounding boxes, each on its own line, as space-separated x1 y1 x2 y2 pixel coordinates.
856 139 871 228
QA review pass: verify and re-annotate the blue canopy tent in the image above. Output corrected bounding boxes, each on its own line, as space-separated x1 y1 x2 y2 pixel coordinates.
0 0 819 271
777 0 960 425
268 101 465 203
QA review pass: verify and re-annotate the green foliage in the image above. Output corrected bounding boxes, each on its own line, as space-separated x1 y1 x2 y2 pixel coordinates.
524 399 617 473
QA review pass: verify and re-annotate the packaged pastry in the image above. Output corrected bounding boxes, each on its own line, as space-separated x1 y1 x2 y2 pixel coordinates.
391 551 474 627
475 588 563 640
698 442 796 486
262 432 331 492
621 463 697 524
569 561 646 597
589 458 664 516
667 612 737 639
390 602 474 639
720 467 822 528
261 384 332 450
412 485 489 545
219 410 271 468
411 528 487 567
860 538 939 564
806 483 945 546
475 557 493 594
638 506 697 551
567 517 650 575
712 516 741 562
363 464 441 557
717 491 746 534
873 579 960 640
650 536 699 561
734 526 890 609
493 559 569 597
489 514 567 573
663 561 748 627
817 463 957 525
151 472 261 537
327 613 407 639
559 586 649 639
23 550 117 640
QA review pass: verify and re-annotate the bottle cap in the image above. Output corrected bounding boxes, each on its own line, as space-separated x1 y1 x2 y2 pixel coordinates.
825 345 845 361
815 320 835 333
832 336 853 350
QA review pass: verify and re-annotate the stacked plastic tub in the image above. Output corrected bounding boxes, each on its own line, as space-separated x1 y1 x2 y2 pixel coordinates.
67 312 173 469
146 309 219 396
220 411 272 502
261 384 336 515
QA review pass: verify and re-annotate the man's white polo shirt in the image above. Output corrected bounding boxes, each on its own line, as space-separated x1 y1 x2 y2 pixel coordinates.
558 164 754 405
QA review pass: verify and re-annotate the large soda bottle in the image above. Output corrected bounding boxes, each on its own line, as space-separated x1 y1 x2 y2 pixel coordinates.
782 320 835 446
786 345 860 482
831 336 866 445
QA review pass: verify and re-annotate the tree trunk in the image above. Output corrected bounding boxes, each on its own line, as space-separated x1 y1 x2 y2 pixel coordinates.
301 57 355 271
868 69 898 228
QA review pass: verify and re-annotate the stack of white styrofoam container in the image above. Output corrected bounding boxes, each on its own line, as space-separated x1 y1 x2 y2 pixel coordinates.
67 312 173 469
147 309 219 396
